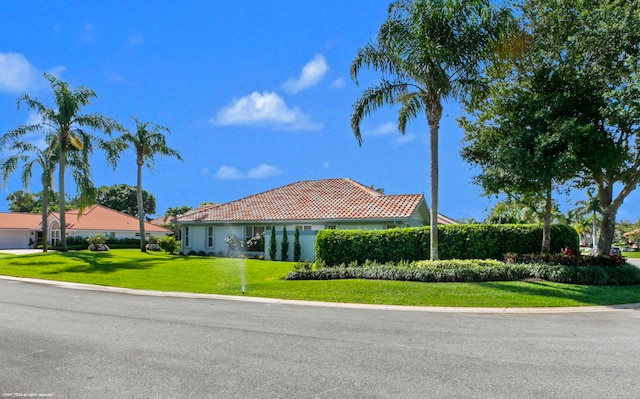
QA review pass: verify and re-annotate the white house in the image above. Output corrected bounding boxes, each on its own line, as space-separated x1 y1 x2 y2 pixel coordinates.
46 204 171 246
0 205 172 250
173 178 455 261
0 212 42 249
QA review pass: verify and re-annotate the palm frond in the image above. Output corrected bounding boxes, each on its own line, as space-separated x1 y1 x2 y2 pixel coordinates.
351 80 409 145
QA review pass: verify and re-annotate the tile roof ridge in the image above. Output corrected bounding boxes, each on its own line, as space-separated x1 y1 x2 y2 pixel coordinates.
342 177 387 197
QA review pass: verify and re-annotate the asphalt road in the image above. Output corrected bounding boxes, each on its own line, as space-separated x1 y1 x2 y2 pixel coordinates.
1 279 640 398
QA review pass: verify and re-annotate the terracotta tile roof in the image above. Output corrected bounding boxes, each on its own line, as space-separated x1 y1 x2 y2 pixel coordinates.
53 205 171 233
0 212 42 230
176 178 426 223
437 213 459 225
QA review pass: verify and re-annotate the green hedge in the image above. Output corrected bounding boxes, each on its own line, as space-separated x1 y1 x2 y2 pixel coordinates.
315 224 579 266
286 259 640 285
52 236 143 250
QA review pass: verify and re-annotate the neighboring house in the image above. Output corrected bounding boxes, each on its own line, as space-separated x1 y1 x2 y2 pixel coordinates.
0 212 42 249
46 204 171 246
174 178 455 261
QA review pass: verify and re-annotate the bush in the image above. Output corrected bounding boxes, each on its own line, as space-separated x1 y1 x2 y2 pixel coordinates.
269 225 277 260
158 236 180 254
281 227 289 261
246 232 264 251
285 259 640 285
86 235 108 245
315 224 580 266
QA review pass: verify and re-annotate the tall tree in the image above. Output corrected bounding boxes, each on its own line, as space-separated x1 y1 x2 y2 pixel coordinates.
110 117 182 252
4 190 38 213
516 0 640 255
1 73 121 251
96 184 156 216
350 0 514 259
1 140 55 251
460 66 585 253
575 188 602 251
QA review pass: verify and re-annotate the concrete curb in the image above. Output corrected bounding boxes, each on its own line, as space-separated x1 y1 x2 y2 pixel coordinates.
1 275 639 314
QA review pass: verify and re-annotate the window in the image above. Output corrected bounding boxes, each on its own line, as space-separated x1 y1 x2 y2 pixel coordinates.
296 225 312 231
326 225 337 230
385 224 398 229
105 232 115 239
207 226 214 247
245 226 266 239
184 226 190 247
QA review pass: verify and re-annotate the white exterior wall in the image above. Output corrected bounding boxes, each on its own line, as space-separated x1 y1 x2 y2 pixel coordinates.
0 229 35 249
179 217 429 261
182 224 244 255
67 230 168 240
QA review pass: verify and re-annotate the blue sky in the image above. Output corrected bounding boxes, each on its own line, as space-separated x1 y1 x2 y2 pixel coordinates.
1 1 639 222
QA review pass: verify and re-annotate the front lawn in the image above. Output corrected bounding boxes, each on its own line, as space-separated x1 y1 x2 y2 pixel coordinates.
0 249 639 307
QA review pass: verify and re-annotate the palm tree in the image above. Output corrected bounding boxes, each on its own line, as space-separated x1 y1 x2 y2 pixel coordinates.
575 187 601 250
350 0 514 260
1 73 121 251
1 140 55 251
0 138 97 251
111 117 182 252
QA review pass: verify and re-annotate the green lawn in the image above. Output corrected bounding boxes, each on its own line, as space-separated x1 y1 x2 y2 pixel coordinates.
0 249 639 307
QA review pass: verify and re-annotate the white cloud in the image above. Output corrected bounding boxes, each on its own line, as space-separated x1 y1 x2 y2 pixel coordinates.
214 165 243 180
330 78 345 89
0 53 40 92
366 122 397 136
392 134 417 145
0 53 65 93
47 65 67 79
247 164 281 179
213 164 282 180
211 91 322 131
282 54 328 94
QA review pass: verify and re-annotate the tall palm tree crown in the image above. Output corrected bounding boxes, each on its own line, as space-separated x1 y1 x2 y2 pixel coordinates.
351 0 514 260
112 117 182 252
1 73 122 251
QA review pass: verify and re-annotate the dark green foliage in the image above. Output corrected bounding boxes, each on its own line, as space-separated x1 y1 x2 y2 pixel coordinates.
281 226 289 262
504 253 626 267
293 227 301 262
96 184 156 216
157 236 179 254
269 225 276 260
315 224 579 266
53 236 144 250
286 259 640 285
246 233 264 251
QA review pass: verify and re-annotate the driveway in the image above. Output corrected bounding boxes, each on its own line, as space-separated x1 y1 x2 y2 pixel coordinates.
0 249 48 255
1 278 640 398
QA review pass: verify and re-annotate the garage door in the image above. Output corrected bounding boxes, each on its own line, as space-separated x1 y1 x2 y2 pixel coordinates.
0 230 29 249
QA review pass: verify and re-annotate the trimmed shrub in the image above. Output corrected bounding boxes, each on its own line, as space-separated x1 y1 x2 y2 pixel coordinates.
285 259 640 285
158 236 180 254
246 232 264 251
315 224 580 266
281 226 289 261
293 227 301 262
269 225 276 260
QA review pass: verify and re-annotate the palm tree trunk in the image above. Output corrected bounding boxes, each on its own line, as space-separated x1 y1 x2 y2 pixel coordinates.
426 99 442 261
541 186 552 254
59 131 67 251
137 162 146 252
592 211 597 250
41 182 49 252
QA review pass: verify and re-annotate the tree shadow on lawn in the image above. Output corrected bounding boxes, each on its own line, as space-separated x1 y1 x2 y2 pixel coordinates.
42 251 155 274
477 280 640 306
